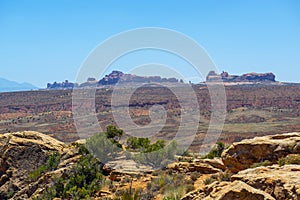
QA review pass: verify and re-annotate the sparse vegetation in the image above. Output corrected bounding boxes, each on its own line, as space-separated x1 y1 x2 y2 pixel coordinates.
143 171 194 199
29 152 60 181
34 145 104 200
190 171 201 181
250 160 272 168
105 125 124 148
132 140 177 168
126 136 165 153
2 85 300 146
203 172 232 185
203 142 225 159
278 154 300 166
86 126 123 164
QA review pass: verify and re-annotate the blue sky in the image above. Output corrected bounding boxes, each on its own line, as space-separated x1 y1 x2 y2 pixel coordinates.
0 0 299 87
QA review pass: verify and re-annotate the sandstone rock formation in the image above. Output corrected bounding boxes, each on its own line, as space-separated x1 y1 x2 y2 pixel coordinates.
99 70 179 85
167 158 224 174
47 70 180 89
221 132 300 173
182 180 275 200
47 80 78 89
206 71 276 83
1 131 300 199
0 131 79 199
232 165 300 200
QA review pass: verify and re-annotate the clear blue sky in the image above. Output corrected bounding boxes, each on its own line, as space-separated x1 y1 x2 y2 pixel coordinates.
0 0 299 87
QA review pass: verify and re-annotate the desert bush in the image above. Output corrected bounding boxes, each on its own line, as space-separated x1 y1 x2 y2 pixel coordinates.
250 160 272 168
126 137 150 151
185 184 195 193
29 152 60 181
145 172 192 199
120 189 141 200
190 171 201 181
218 172 232 182
203 177 216 185
133 140 177 168
278 154 300 166
46 152 61 171
34 145 104 200
87 132 122 164
203 142 225 159
203 172 232 185
106 125 123 140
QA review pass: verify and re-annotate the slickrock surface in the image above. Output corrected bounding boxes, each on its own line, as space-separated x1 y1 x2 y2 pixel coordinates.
232 165 300 200
222 132 300 173
182 180 275 200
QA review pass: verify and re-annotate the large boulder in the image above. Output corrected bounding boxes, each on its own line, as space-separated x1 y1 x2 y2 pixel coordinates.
167 160 222 174
0 131 79 199
232 165 300 200
222 132 300 173
181 180 275 200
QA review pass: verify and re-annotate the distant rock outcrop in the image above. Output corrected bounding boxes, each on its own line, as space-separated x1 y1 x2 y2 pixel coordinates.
47 80 78 89
98 70 179 85
206 71 276 83
46 70 179 89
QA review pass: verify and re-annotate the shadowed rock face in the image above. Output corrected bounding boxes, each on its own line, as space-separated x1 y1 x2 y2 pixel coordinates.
0 131 79 199
221 132 300 173
206 71 276 82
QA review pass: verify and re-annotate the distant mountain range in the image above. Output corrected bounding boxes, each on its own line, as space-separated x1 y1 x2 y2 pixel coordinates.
0 77 38 92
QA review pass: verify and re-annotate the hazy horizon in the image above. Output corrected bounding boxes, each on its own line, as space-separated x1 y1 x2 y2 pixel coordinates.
1 0 300 87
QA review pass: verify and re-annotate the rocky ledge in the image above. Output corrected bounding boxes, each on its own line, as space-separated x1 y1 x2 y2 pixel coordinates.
0 131 300 199
221 132 300 173
0 131 80 199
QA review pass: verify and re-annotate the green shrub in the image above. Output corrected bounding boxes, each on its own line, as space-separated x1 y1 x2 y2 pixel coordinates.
145 172 191 199
87 132 122 164
185 184 195 193
250 160 272 168
46 152 60 171
218 172 232 182
126 136 166 153
120 189 141 200
203 172 232 185
29 152 60 181
203 142 225 159
86 126 125 164
133 140 177 168
106 125 124 140
203 177 216 185
278 154 300 166
127 137 150 151
190 171 200 181
35 145 104 200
